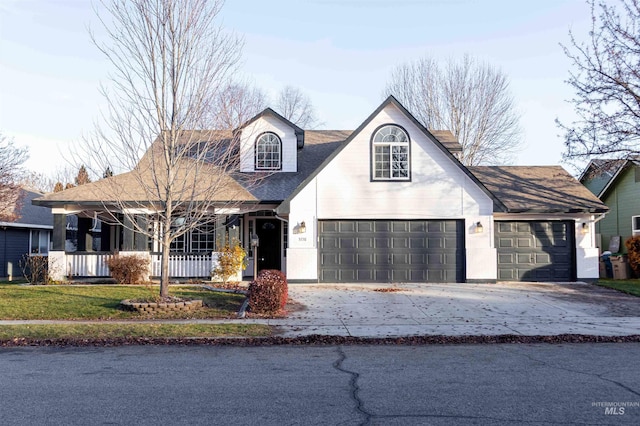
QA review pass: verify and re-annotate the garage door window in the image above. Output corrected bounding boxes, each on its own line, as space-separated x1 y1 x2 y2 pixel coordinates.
372 125 410 181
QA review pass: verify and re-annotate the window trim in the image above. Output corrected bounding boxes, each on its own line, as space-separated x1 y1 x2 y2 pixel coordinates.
255 132 282 171
633 215 640 236
370 124 411 182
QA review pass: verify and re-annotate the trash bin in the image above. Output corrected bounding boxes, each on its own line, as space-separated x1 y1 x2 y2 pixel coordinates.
601 251 613 279
611 255 630 280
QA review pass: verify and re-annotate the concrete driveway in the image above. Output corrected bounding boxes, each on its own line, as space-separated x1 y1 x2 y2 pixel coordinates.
266 282 640 338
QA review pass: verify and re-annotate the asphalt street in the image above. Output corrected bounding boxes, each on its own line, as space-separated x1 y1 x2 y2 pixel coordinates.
1 343 639 425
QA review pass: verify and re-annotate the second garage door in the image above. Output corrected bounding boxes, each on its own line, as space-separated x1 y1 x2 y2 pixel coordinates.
496 221 575 281
318 220 464 283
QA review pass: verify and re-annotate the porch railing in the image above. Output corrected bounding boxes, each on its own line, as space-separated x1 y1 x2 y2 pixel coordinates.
150 252 214 278
66 252 111 277
63 251 217 278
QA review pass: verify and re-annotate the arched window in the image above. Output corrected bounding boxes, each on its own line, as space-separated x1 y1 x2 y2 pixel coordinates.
255 132 282 170
372 125 410 180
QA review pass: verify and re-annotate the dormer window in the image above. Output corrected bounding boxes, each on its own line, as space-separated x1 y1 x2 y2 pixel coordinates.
372 125 410 181
255 132 282 170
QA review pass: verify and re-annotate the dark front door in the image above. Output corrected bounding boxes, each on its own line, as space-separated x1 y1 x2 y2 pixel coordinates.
256 218 282 272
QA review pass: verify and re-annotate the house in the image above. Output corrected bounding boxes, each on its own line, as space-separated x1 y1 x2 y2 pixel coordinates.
34 96 607 283
580 158 640 253
1 188 53 280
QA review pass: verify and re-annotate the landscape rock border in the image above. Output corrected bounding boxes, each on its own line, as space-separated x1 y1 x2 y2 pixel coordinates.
120 299 203 313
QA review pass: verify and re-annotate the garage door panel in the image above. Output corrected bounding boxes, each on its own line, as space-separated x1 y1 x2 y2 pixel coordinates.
410 238 426 249
499 238 513 248
358 238 373 249
374 253 391 265
392 254 409 264
375 238 391 249
496 221 574 282
339 238 356 249
319 220 463 283
428 238 443 249
375 222 391 232
357 222 374 232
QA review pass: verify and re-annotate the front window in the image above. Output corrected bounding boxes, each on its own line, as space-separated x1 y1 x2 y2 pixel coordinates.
191 224 216 252
372 125 410 180
633 215 640 236
255 132 282 170
30 230 50 255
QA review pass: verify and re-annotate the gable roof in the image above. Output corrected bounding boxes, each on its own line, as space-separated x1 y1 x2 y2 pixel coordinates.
234 107 305 149
276 95 506 215
470 166 608 213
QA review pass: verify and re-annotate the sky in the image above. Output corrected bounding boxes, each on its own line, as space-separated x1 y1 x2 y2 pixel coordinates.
0 0 598 178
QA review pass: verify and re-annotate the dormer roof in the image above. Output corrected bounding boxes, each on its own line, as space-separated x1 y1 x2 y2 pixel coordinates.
235 107 305 149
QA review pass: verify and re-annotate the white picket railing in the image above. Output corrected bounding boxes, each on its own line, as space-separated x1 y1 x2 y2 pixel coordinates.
150 252 215 278
66 252 111 277
64 252 218 278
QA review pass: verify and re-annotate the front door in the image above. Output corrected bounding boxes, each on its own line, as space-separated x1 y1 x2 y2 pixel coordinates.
256 218 282 272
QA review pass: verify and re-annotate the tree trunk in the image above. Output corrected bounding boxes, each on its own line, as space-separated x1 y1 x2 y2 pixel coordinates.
160 218 171 298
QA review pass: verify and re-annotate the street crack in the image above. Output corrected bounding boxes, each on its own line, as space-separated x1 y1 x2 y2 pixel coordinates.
333 346 372 426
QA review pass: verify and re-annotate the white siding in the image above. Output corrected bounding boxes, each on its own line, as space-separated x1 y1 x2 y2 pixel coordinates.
239 115 298 172
286 103 497 281
314 105 493 219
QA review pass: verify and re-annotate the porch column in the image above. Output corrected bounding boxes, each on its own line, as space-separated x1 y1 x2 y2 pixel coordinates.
77 217 93 252
100 223 111 251
52 214 66 251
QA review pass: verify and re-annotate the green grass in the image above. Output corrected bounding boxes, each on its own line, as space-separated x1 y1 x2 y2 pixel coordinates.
0 323 271 340
0 284 246 320
596 279 640 297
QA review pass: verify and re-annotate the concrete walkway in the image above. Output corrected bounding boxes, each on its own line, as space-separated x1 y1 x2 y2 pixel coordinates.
1 282 639 338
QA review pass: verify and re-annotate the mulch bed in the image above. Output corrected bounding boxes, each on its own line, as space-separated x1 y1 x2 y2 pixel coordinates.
3 334 640 347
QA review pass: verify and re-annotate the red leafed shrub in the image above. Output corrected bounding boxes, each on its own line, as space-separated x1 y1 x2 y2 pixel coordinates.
626 236 640 277
248 269 288 314
105 254 149 284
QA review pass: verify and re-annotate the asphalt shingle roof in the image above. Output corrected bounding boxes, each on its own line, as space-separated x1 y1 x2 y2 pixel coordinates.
469 166 608 213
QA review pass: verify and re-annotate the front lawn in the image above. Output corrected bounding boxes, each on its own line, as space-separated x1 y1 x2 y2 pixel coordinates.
0 323 271 340
0 284 246 320
596 279 640 297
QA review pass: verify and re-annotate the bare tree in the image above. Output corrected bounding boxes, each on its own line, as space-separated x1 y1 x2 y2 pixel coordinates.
558 0 640 165
275 85 320 128
384 54 522 166
82 0 254 297
0 132 28 221
210 80 267 129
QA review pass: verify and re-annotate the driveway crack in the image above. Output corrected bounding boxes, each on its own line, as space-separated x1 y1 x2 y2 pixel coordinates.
333 347 372 426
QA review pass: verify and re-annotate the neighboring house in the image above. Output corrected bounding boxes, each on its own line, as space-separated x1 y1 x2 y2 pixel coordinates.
580 159 640 253
1 188 53 279
34 96 607 283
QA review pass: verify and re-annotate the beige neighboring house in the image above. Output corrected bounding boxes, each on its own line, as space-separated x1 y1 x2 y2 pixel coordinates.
34 96 607 283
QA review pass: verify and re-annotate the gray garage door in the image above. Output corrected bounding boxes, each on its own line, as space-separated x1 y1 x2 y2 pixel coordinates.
496 221 575 282
318 220 464 283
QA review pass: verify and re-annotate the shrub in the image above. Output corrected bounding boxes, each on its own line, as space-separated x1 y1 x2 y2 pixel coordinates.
20 254 52 284
248 269 288 314
212 238 247 284
626 236 640 277
105 254 149 284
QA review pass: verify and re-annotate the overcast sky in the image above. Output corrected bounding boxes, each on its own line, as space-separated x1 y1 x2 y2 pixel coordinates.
0 0 596 177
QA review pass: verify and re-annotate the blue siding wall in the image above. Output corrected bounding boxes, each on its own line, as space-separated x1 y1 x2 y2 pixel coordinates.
0 228 29 278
